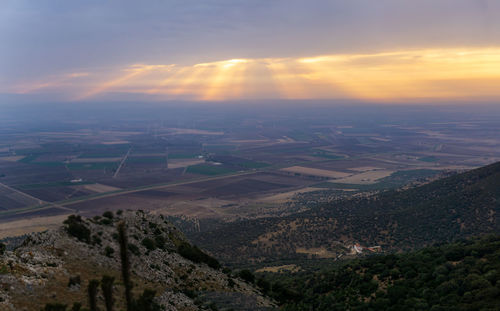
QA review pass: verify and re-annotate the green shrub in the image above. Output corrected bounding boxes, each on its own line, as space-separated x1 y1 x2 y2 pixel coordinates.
177 242 220 269
128 243 140 256
141 238 156 251
102 211 114 219
68 275 81 287
238 270 255 284
133 289 162 311
105 246 114 258
41 303 67 311
64 215 91 243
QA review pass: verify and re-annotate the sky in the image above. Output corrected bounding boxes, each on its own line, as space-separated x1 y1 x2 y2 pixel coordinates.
1 0 500 103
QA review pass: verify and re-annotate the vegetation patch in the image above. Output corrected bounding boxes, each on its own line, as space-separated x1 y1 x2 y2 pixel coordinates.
186 164 234 175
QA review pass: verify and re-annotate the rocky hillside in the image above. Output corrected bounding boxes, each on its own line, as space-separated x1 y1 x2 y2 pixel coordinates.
0 211 276 311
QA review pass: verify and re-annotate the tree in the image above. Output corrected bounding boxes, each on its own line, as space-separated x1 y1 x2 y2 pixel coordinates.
88 279 100 311
117 221 133 311
101 275 115 311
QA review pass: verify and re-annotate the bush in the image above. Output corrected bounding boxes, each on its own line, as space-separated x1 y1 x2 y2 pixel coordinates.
0 242 5 255
154 235 166 250
64 215 91 243
133 289 162 311
141 238 156 251
128 243 140 256
105 246 114 258
177 242 221 269
41 303 67 311
238 269 255 284
102 211 114 219
68 275 81 287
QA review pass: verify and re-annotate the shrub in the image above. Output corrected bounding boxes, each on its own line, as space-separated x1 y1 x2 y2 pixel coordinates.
177 242 221 269
154 235 166 250
141 238 156 251
92 235 102 246
238 269 255 284
133 289 162 311
128 243 140 256
42 303 67 311
68 275 81 287
0 242 5 255
105 246 114 258
64 215 91 243
103 211 114 219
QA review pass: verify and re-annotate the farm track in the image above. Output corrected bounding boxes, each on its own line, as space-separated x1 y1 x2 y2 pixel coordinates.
0 182 45 206
113 147 132 178
0 156 346 218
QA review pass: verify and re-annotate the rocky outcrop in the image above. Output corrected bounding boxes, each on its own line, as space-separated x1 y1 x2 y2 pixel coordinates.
0 210 275 311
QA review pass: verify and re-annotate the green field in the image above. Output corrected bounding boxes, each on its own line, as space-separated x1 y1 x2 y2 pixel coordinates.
419 156 438 162
67 162 119 170
310 149 344 160
237 161 269 169
18 181 94 189
168 153 200 159
186 164 235 175
127 156 166 163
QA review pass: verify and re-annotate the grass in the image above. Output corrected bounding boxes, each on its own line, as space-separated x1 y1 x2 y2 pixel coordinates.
78 152 126 158
168 153 200 159
238 161 270 169
419 156 438 162
186 164 235 176
67 162 119 170
18 181 94 189
310 150 344 160
127 156 166 164
17 154 39 163
314 169 441 191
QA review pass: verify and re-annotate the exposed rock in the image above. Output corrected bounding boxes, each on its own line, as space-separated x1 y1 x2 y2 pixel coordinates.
0 210 276 310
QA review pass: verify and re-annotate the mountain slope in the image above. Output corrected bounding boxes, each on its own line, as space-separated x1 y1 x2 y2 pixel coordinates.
0 211 275 311
190 161 500 265
268 235 500 310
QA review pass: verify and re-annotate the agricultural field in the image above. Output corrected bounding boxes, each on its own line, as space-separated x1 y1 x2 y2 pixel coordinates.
1 104 500 239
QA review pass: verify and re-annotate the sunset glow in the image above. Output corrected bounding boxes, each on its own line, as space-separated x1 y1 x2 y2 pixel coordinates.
5 48 500 102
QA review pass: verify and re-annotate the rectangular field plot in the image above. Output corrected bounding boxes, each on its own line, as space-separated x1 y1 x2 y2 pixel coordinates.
201 179 288 197
186 164 235 175
0 184 42 210
281 166 351 179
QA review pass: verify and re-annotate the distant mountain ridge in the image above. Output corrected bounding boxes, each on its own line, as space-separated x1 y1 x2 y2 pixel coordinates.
191 161 500 265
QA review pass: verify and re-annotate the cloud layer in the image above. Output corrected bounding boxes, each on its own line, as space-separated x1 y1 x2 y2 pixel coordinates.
2 0 500 102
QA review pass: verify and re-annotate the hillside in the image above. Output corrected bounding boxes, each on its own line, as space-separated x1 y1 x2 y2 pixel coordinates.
265 235 500 310
0 211 275 311
190 161 500 266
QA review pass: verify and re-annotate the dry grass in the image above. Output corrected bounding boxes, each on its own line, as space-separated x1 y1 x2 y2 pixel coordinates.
0 214 70 238
82 183 121 193
0 156 25 162
168 158 205 169
295 247 337 258
256 264 301 273
71 157 123 163
333 170 394 184
281 166 351 178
